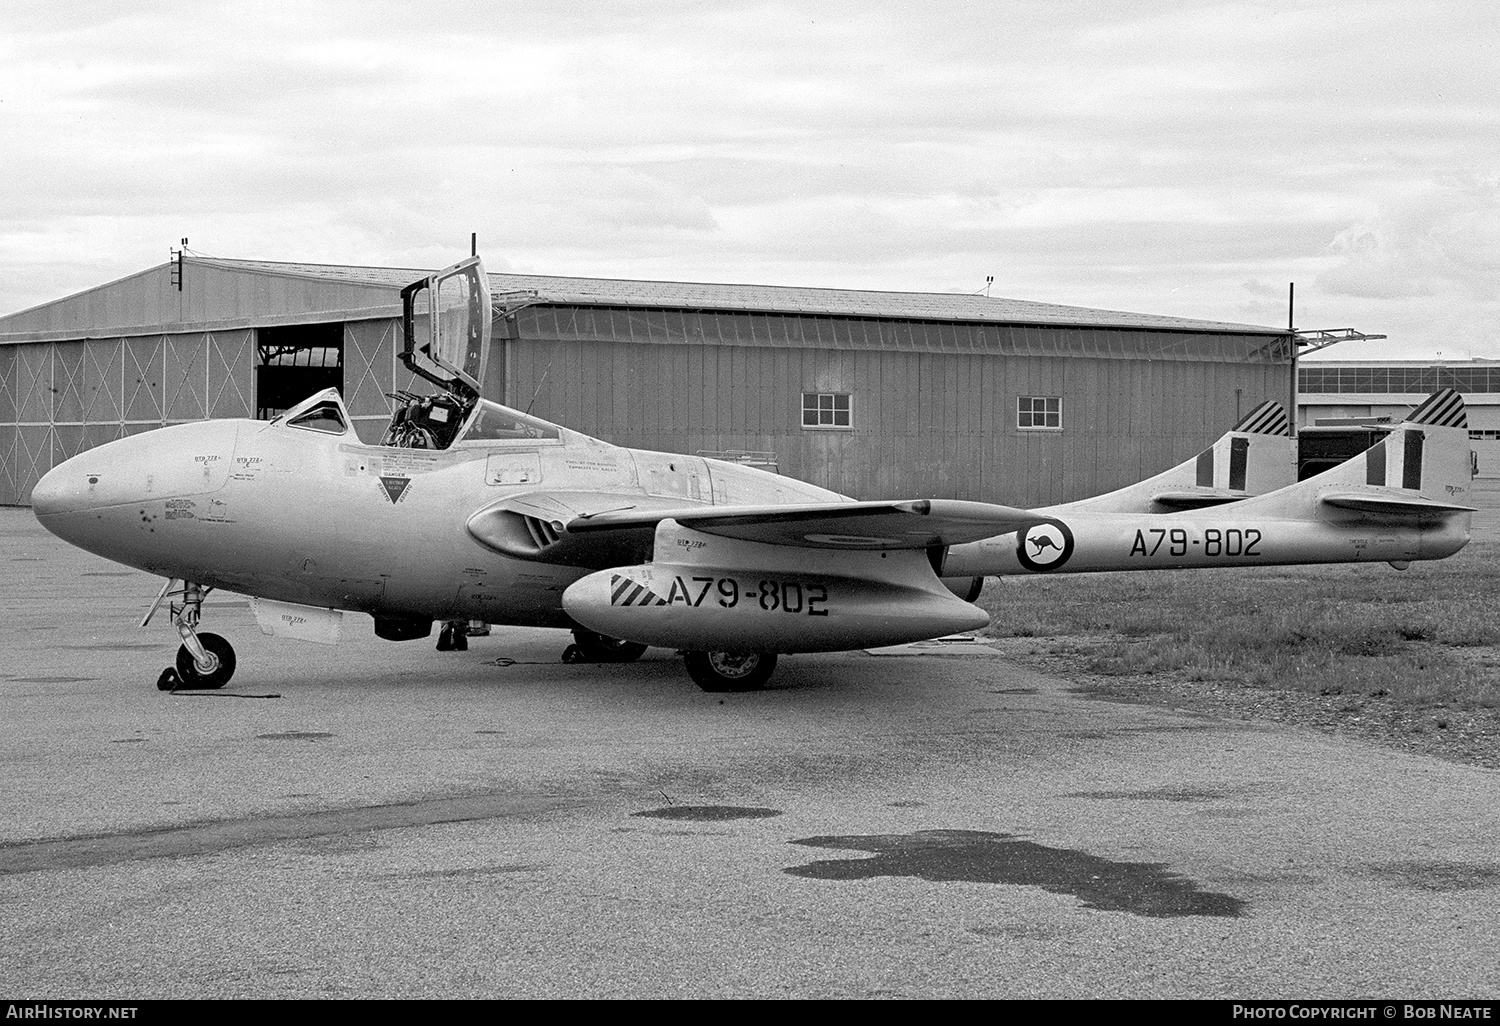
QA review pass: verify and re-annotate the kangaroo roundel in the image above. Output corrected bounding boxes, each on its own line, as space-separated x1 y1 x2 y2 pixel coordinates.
1016 519 1074 572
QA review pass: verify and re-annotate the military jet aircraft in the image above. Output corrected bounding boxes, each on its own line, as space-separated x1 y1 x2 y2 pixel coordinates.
30 258 1475 692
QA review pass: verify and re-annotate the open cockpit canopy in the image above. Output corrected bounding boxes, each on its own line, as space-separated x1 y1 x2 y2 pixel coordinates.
400 256 491 398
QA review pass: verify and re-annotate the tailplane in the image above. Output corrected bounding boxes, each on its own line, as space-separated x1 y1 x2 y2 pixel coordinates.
1242 388 1476 521
1049 399 1295 515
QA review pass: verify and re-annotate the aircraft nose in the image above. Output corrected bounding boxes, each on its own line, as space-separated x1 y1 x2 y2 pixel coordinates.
30 447 139 518
29 461 78 518
32 433 162 519
31 420 242 559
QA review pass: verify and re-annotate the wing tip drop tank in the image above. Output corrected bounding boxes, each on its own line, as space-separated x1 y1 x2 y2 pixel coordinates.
562 519 989 653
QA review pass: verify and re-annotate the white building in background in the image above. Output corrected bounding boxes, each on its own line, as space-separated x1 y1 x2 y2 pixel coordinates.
1298 359 1500 478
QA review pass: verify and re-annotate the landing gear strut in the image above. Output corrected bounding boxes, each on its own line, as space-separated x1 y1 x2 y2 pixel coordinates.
436 620 469 652
144 579 236 690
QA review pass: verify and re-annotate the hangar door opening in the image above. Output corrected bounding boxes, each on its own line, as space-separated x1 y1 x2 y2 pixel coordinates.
256 323 344 419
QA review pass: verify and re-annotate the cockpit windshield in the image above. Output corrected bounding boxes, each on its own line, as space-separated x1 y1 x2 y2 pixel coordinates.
272 388 350 435
458 399 562 444
378 394 562 450
286 402 348 434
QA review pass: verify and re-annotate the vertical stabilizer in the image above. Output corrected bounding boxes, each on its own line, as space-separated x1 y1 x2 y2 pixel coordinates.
1048 400 1295 515
1240 389 1475 520
1404 387 1468 429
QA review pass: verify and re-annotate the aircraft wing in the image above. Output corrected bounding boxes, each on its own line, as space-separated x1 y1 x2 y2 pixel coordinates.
566 498 1038 550
1320 492 1477 516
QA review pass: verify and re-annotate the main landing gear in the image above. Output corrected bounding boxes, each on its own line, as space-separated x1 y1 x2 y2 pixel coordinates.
435 620 469 652
683 651 778 692
562 628 648 664
559 627 775 691
144 580 236 691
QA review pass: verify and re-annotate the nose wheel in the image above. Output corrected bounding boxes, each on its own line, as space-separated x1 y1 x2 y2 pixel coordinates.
172 632 237 689
144 579 237 690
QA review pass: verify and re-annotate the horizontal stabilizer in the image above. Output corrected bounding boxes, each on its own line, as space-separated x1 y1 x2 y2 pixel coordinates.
567 498 1038 549
1320 492 1477 516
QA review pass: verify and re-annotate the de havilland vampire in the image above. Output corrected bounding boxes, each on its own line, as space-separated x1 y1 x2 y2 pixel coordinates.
30 258 1476 692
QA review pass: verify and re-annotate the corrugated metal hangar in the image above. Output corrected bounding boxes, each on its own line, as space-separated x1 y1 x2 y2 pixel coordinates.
0 256 1292 508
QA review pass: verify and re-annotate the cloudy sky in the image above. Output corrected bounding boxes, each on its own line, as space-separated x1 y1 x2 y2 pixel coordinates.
2 1 1496 359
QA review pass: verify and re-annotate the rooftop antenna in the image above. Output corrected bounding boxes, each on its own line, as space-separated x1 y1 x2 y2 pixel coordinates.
1287 282 1297 435
170 238 187 291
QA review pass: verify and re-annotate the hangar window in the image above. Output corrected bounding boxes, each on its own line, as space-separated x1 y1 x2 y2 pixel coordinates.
1018 396 1062 430
802 392 852 430
256 323 344 419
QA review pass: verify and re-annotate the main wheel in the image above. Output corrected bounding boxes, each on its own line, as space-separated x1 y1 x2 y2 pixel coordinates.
683 651 778 692
571 628 648 663
174 632 236 690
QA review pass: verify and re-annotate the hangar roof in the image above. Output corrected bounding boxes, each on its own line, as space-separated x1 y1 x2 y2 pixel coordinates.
0 255 1284 343
218 258 1283 334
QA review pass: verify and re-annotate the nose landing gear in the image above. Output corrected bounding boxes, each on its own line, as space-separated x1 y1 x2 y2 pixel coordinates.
144 579 237 690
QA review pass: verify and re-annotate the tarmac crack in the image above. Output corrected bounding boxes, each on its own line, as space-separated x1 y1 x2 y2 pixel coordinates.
0 794 580 875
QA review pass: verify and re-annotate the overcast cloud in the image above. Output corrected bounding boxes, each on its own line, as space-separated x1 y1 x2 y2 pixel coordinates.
1 0 1496 360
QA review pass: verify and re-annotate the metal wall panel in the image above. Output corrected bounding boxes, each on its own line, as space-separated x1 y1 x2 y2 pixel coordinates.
1 294 1289 508
0 429 15 506
0 346 13 427
0 343 11 503
344 319 396 425
13 425 50 508
17 345 49 424
0 329 262 502
206 331 255 419
164 334 207 422
52 343 87 423
124 336 165 422
83 340 124 423
0 262 403 341
507 325 1288 507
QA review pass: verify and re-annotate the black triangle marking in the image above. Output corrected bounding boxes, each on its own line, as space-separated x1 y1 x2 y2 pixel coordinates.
380 476 411 503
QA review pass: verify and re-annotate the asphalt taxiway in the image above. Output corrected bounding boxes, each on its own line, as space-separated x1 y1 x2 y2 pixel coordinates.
1 507 1498 999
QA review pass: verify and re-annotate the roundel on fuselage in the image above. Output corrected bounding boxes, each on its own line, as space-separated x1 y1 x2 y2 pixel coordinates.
1015 519 1074 572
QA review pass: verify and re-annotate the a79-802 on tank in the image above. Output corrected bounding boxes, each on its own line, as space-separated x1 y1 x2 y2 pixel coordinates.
31 257 1477 692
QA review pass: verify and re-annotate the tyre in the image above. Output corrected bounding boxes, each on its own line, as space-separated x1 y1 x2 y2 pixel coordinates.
173 632 236 690
683 651 778 692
